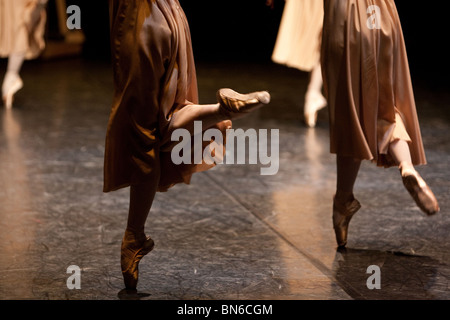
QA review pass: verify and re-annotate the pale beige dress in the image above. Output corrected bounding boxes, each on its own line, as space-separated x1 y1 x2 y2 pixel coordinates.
321 0 426 167
0 0 48 58
272 0 324 71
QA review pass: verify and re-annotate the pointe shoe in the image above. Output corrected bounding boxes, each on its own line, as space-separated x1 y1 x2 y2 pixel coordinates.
333 196 361 248
304 91 327 128
401 169 440 216
2 75 23 109
121 230 155 290
217 88 270 120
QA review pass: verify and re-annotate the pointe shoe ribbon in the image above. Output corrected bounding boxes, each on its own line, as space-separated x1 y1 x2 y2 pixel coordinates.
217 88 270 119
401 169 440 216
121 230 155 290
333 197 361 248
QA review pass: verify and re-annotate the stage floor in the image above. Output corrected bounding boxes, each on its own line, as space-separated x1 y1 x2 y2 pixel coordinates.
0 57 449 300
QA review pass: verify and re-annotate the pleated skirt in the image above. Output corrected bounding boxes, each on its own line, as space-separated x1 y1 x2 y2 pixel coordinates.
321 0 426 167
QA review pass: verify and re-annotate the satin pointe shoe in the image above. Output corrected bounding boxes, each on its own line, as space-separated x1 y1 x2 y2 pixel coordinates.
217 88 270 120
333 196 361 248
401 169 440 216
304 91 327 128
2 74 23 109
121 230 155 290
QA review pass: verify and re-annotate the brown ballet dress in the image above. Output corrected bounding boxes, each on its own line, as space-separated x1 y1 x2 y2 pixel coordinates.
321 0 426 167
104 0 228 193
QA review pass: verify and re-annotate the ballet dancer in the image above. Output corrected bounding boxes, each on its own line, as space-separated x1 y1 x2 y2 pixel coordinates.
105 0 270 291
0 0 48 109
321 0 440 247
268 0 326 127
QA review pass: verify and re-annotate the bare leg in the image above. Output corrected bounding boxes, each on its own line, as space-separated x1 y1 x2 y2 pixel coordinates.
304 63 327 128
2 53 25 108
169 89 271 135
166 104 226 139
389 139 414 174
307 63 324 94
162 88 270 148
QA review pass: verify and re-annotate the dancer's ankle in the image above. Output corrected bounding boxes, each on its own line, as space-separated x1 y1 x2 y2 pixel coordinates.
334 191 355 205
124 227 146 241
399 161 415 176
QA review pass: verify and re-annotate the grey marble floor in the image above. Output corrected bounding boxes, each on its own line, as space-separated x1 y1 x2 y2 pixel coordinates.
0 58 449 300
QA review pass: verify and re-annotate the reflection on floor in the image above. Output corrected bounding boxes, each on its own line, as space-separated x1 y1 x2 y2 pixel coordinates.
0 58 449 300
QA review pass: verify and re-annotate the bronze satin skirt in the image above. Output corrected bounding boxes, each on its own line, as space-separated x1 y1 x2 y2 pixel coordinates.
104 0 228 192
321 0 426 167
272 0 323 71
0 0 47 58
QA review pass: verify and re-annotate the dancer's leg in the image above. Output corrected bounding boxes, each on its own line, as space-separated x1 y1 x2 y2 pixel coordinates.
333 156 361 247
121 88 271 289
304 63 327 128
6 53 25 75
122 152 160 290
7 53 25 76
307 63 324 94
389 139 413 173
127 179 159 236
333 155 362 247
167 104 225 137
335 155 361 204
2 53 25 108
121 173 159 290
389 139 439 215
169 89 270 135
162 89 270 148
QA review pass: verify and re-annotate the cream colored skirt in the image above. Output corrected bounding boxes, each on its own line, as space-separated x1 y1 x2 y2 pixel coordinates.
272 0 323 71
0 0 47 59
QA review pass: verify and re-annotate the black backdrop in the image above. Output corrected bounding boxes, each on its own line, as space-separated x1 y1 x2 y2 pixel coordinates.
73 0 449 89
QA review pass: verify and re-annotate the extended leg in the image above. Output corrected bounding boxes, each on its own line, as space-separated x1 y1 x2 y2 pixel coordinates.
389 139 439 215
162 89 270 149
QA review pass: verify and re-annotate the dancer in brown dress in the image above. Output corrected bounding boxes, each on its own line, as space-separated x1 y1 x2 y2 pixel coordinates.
105 0 270 291
321 0 440 247
0 0 48 108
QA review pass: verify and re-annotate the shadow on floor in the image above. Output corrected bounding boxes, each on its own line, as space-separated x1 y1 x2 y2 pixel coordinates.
333 248 448 300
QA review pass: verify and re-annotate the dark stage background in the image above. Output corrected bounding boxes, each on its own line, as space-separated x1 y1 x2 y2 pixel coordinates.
56 0 450 90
